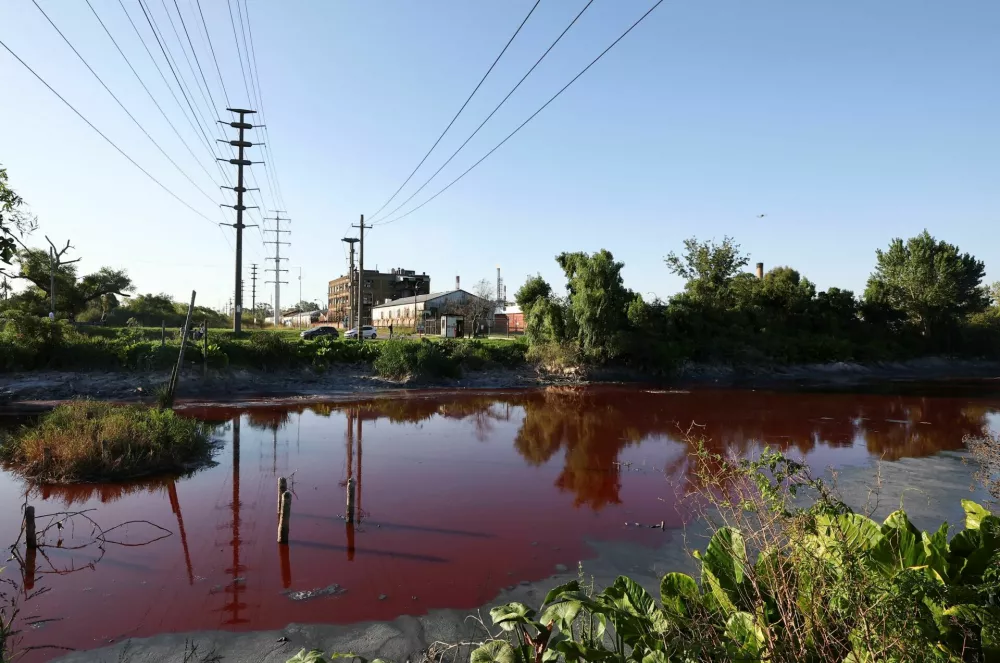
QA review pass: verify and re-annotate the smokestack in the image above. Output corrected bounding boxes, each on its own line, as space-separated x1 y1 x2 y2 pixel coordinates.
755 262 764 280
456 275 460 291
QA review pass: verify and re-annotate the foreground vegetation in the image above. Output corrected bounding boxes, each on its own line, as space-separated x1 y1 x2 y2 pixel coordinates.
0 314 528 379
0 400 214 482
290 450 1000 663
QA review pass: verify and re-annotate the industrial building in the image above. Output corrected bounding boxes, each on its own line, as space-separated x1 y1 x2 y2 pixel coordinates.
327 267 430 327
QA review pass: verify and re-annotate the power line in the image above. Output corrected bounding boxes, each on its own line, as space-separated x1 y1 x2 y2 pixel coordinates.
194 0 230 107
370 0 595 224
242 0 287 210
30 0 223 210
170 0 220 116
0 37 217 226
374 0 666 228
84 0 221 190
157 0 219 138
367 0 542 221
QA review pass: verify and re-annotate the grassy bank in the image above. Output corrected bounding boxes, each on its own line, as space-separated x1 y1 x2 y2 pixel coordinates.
0 400 214 482
0 317 529 379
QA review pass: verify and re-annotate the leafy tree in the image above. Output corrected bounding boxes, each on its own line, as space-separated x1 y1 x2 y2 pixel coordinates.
290 300 321 312
514 274 552 316
864 230 988 337
665 236 749 306
0 166 36 266
5 248 134 320
556 250 631 359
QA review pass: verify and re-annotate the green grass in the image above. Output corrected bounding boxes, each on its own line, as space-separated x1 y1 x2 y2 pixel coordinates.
0 400 215 482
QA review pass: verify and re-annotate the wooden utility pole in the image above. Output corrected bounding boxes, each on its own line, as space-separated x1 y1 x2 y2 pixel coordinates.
264 211 290 327
341 237 358 329
351 215 369 339
219 108 260 335
165 290 196 407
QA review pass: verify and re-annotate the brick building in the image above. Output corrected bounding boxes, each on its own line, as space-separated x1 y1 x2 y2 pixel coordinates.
327 267 430 327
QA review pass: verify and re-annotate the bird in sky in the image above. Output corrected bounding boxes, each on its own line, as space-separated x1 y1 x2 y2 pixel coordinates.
756 214 767 218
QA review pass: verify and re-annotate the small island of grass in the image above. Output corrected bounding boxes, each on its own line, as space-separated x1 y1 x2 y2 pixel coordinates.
0 400 215 483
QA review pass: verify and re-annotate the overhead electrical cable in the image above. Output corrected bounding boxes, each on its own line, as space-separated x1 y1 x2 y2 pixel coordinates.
367 0 542 220
374 0 666 227
0 38 222 229
370 0 596 224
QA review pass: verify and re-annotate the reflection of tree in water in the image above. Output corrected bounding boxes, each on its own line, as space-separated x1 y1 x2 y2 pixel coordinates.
186 388 995 511
33 476 177 507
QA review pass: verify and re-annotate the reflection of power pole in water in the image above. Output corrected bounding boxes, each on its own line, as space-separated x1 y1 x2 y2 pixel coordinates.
345 409 354 484
167 480 194 585
222 416 248 624
356 411 363 518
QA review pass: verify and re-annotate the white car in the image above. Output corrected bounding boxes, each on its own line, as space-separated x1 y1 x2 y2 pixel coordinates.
343 325 378 340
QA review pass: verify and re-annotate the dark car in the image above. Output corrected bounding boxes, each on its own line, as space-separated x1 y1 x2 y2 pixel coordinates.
300 326 339 340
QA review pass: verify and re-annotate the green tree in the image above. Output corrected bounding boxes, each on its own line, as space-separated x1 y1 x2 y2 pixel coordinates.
514 274 552 317
665 236 749 306
7 248 134 320
0 166 36 266
864 230 988 337
555 250 631 359
291 300 321 312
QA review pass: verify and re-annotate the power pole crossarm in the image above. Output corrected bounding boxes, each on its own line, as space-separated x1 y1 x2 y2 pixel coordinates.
351 215 369 340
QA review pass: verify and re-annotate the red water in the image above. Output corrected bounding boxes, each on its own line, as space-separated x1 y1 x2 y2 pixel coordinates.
0 385 996 659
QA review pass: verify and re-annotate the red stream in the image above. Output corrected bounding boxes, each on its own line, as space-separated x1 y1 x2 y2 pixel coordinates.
0 385 995 660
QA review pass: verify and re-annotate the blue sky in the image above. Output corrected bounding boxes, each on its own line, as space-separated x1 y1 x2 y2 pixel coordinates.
1 1 997 311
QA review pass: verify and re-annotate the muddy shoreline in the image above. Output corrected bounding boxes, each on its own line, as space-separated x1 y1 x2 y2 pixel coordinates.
2 357 999 408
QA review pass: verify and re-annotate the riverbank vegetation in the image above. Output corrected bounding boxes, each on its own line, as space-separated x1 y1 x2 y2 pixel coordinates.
0 400 214 482
293 449 1000 663
517 231 1000 373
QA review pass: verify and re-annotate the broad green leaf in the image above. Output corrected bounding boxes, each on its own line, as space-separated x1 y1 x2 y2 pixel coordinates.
962 500 990 530
471 641 517 663
489 602 537 632
950 528 982 559
659 572 699 619
881 509 920 536
286 651 329 663
814 513 882 553
539 599 582 632
928 521 950 556
542 580 580 608
872 518 925 576
702 527 748 607
724 611 765 659
641 651 670 663
702 566 737 616
614 575 657 618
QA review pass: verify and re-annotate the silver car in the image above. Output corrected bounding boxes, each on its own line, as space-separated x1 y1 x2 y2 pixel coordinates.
343 325 378 340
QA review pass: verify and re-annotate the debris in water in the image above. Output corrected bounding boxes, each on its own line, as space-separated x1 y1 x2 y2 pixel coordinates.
378 594 388 600
277 637 289 644
284 584 346 601
555 564 568 573
520 580 531 586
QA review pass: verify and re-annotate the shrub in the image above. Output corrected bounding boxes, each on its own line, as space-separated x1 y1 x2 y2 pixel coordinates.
526 341 581 370
374 339 459 380
0 400 215 482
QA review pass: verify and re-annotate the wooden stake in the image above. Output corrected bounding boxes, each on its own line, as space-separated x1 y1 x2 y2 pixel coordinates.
24 505 36 549
277 477 287 515
164 290 196 408
161 320 166 347
277 490 291 544
346 476 356 524
202 320 208 379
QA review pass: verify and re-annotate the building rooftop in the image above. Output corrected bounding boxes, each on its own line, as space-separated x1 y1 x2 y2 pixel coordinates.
372 289 471 308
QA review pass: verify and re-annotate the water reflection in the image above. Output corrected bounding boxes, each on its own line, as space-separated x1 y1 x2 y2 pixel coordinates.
184 386 992 512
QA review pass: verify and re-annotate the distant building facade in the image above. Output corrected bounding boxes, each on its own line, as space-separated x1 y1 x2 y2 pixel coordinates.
370 289 484 330
494 304 524 333
327 267 430 327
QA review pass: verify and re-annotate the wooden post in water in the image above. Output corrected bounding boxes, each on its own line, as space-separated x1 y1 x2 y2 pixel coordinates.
277 491 291 544
346 477 356 524
24 505 36 549
164 291 196 408
277 477 287 515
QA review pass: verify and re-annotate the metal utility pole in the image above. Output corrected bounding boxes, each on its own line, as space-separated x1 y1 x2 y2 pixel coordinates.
341 237 358 330
250 263 258 325
351 215 369 339
218 108 261 335
264 211 290 327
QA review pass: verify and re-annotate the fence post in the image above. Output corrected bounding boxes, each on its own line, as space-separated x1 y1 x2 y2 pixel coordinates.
24 505 36 549
277 477 287 515
161 320 166 347
277 491 291 543
164 290 196 408
202 320 208 379
346 476 356 524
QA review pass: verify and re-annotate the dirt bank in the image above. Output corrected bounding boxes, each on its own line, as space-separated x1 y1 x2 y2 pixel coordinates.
2 357 999 407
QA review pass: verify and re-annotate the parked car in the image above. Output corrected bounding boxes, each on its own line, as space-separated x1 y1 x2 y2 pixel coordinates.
343 325 377 340
300 326 339 340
